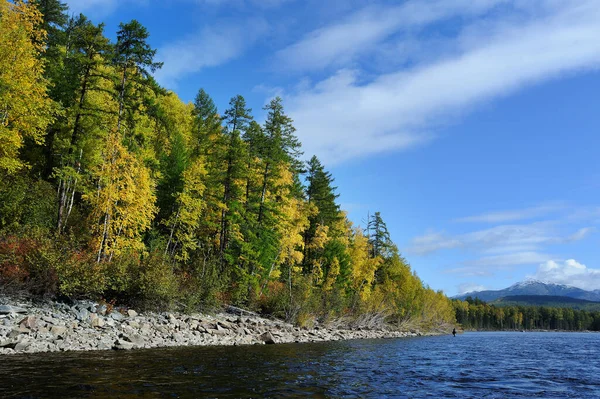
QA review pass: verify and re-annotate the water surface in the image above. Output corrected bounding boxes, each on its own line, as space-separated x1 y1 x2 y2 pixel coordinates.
0 332 598 398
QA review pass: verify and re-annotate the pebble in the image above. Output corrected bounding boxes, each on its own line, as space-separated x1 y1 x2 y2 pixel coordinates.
0 295 422 355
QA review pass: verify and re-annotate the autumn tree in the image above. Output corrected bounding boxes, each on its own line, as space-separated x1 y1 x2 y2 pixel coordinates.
0 0 55 174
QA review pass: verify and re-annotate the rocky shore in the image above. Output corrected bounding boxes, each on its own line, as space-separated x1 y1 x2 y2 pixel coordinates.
0 296 423 355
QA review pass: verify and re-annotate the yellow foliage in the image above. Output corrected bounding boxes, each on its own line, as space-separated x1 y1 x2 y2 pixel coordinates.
349 227 382 301
0 0 55 173
84 131 157 261
165 157 207 261
323 256 340 292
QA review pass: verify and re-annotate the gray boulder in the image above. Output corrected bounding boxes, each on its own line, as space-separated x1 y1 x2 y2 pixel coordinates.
0 305 27 314
260 331 276 344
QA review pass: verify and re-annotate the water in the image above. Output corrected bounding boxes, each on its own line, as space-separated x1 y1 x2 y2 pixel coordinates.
0 332 598 398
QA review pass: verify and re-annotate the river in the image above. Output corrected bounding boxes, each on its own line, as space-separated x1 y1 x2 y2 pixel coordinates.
0 332 598 398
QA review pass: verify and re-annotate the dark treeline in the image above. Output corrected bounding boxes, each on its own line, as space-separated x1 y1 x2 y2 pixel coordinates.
0 1 454 328
453 298 600 331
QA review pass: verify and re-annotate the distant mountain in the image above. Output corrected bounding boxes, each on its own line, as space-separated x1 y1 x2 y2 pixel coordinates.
492 295 600 311
454 280 600 302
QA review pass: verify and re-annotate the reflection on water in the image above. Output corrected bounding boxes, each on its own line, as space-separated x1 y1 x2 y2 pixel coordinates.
1 332 599 398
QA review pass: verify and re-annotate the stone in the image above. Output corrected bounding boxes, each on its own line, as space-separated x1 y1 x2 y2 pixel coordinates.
97 341 112 350
19 315 37 330
127 309 138 318
259 331 276 344
110 311 125 321
8 327 29 338
50 325 67 337
0 339 18 349
127 320 140 329
96 304 108 315
14 340 31 351
121 332 145 346
0 305 27 314
113 339 134 350
76 308 89 321
91 317 105 328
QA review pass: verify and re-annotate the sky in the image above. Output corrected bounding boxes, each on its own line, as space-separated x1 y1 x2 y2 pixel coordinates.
64 0 600 296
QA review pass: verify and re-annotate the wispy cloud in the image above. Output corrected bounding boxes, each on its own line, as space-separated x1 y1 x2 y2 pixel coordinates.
274 0 509 73
455 203 565 223
530 259 600 291
457 283 487 294
408 221 591 256
281 1 600 164
154 19 268 88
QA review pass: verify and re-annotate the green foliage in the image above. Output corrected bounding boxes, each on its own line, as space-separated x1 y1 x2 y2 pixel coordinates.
0 174 56 230
453 297 600 331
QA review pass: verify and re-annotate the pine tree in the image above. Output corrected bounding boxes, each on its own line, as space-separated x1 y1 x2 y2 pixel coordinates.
367 211 392 258
55 16 113 232
113 20 162 135
219 95 252 257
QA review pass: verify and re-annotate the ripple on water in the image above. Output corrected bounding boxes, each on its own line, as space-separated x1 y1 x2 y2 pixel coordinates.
0 332 599 398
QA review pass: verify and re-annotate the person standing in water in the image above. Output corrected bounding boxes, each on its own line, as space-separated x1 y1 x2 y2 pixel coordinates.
452 328 456 337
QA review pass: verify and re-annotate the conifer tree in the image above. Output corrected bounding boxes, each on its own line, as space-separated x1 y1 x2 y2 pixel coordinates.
113 20 162 135
219 95 252 257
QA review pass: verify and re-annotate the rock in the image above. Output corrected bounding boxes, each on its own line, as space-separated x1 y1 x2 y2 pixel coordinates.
113 339 134 350
128 320 140 329
110 311 125 321
259 331 276 344
97 304 108 315
98 341 112 350
127 309 138 318
14 340 31 351
76 308 89 321
91 317 104 328
8 327 29 338
0 339 18 349
0 305 27 314
50 325 67 337
121 332 145 346
19 315 37 330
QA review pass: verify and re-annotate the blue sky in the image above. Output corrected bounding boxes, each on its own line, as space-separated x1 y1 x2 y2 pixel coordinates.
65 0 600 296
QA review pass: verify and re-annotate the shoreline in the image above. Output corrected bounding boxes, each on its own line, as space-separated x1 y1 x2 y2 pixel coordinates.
0 296 425 355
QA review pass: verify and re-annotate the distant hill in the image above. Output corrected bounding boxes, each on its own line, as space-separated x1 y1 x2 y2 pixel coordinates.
492 295 600 311
454 280 600 302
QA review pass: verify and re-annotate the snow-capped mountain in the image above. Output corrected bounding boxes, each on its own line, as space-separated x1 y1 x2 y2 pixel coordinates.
454 280 600 302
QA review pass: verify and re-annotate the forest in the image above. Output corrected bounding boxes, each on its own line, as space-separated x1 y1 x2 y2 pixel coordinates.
453 297 600 331
0 0 455 328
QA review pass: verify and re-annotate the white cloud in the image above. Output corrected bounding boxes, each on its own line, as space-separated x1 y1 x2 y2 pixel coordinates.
283 1 600 164
455 204 565 223
458 283 487 294
275 0 509 73
408 222 588 256
464 251 554 267
154 19 268 88
410 231 463 255
532 259 600 290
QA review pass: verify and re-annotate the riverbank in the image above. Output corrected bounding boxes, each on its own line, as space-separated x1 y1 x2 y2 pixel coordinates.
0 295 425 355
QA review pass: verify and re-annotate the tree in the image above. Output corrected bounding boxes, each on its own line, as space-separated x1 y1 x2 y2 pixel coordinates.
219 95 252 257
367 212 392 258
84 130 157 262
113 19 162 134
257 97 302 224
303 155 341 272
0 0 55 174
55 16 113 232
